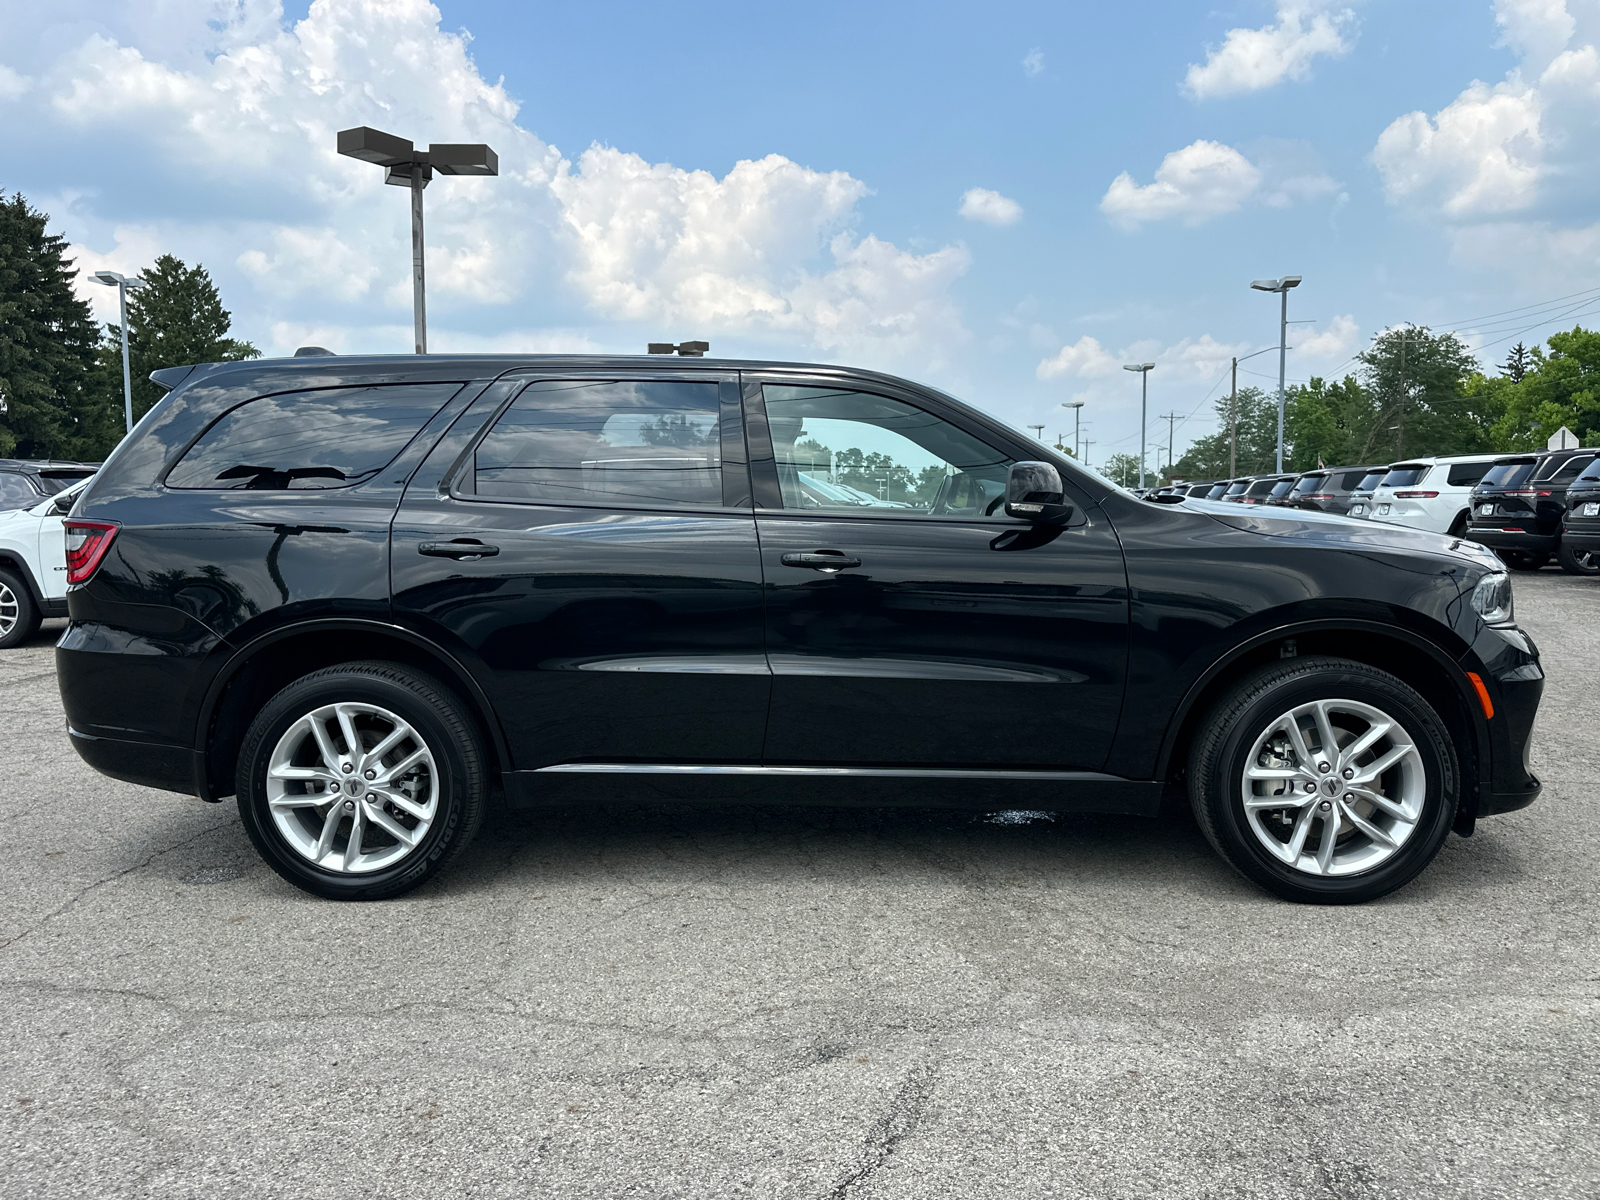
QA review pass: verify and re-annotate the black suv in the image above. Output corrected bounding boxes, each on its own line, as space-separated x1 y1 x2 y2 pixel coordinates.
58 355 1543 904
0 459 98 512
1560 455 1600 569
1467 447 1599 573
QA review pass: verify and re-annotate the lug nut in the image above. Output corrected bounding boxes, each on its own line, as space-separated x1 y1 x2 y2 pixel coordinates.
343 799 355 811
1304 781 1317 793
1342 767 1353 780
364 769 376 780
1343 792 1355 803
341 763 352 774
1318 799 1332 812
1317 762 1330 773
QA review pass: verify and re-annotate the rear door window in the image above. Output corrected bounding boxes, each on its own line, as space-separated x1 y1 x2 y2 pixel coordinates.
1544 454 1596 482
167 383 463 490
0 471 39 510
467 379 725 509
1480 461 1536 488
1380 465 1427 488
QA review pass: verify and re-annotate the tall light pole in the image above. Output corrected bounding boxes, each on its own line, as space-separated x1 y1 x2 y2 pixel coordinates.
92 271 143 434
1122 362 1155 488
1061 400 1084 459
1028 424 1046 441
1250 275 1301 472
1160 411 1180 478
338 127 499 354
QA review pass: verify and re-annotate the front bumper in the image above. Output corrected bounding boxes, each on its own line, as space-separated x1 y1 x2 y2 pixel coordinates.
1466 624 1544 820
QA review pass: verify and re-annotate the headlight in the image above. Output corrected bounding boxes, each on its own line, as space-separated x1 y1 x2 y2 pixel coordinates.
1471 571 1515 625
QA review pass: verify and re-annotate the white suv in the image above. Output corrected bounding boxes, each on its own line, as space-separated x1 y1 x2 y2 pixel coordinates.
1359 455 1501 536
0 479 86 649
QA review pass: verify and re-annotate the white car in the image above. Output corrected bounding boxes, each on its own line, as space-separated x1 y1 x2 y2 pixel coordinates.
0 478 87 649
1358 454 1501 536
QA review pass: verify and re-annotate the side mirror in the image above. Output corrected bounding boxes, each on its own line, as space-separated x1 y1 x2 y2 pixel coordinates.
52 493 76 515
1004 461 1074 524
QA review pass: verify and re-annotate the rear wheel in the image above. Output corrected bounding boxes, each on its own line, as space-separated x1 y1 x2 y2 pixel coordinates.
1555 540 1600 575
1496 549 1548 571
1188 656 1456 904
236 661 487 900
0 569 41 650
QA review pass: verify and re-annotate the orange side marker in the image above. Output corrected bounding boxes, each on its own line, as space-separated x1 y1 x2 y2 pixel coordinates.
1465 672 1495 720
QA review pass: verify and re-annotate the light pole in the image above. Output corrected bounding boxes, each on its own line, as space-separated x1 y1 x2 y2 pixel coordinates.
92 271 143 434
1028 424 1046 441
338 127 499 354
1122 362 1155 488
1061 400 1084 459
1250 275 1301 472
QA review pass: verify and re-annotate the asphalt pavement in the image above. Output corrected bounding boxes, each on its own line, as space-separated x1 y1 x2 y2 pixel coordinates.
1 569 1596 1199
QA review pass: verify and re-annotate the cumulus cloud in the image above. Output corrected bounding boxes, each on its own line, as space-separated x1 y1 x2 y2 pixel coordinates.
1035 336 1118 380
1022 48 1045 76
1037 332 1249 382
959 187 1023 226
1294 314 1360 361
1184 4 1356 99
1101 139 1337 229
4 0 971 366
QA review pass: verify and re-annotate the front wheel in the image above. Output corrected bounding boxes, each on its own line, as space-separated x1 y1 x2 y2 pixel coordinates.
1556 540 1600 575
236 661 487 900
1188 657 1457 904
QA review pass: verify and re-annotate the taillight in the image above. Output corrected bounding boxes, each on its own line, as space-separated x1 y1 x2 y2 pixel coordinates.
64 521 118 585
1306 494 1334 500
1394 490 1439 499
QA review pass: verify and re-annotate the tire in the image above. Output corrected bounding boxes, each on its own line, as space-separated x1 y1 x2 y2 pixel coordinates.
236 660 488 900
1496 549 1549 571
1446 512 1468 538
0 568 42 650
1187 656 1457 904
1555 540 1600 575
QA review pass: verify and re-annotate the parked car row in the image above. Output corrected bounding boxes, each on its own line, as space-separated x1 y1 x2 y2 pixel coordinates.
1155 445 1599 575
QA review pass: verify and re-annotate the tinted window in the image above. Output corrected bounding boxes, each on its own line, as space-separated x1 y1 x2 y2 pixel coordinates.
473 379 722 508
0 472 39 510
1446 462 1491 487
1480 462 1536 488
1224 480 1250 496
1268 478 1296 498
1246 478 1280 496
1290 474 1327 495
763 385 1013 516
1380 465 1427 488
36 470 92 494
1205 483 1229 499
1545 453 1595 482
168 383 462 490
1577 457 1600 482
1353 471 1384 491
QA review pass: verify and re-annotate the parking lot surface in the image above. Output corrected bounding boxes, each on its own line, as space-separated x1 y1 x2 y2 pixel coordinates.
1 570 1596 1199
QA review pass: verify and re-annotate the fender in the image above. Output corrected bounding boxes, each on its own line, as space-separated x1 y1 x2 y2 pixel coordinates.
192 617 513 800
1153 615 1491 794
0 551 47 607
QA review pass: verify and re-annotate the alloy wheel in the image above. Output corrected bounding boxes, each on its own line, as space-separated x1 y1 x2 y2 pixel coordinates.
0 581 16 637
1240 698 1426 877
265 701 439 874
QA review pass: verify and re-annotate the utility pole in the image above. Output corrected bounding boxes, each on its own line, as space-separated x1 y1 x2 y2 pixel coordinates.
1081 439 1094 471
1061 401 1084 460
1160 412 1180 477
1230 357 1237 478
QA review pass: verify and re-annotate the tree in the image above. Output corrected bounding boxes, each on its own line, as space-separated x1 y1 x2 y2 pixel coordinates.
1483 326 1600 450
1284 375 1381 470
108 254 259 429
1501 342 1531 383
1355 326 1484 462
0 191 103 458
1103 452 1143 486
1167 386 1279 480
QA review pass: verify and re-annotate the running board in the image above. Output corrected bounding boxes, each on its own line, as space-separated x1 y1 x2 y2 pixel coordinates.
505 764 1163 816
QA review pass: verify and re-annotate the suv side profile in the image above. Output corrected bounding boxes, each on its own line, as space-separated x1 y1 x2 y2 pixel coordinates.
0 478 88 648
59 355 1543 905
1468 448 1600 573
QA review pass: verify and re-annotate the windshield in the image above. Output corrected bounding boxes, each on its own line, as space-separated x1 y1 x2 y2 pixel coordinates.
1290 474 1327 496
1380 465 1427 488
1577 458 1600 483
1480 461 1536 488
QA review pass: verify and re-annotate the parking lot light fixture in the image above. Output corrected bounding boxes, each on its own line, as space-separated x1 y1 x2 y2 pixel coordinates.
92 270 144 435
1122 362 1156 488
1250 275 1302 472
337 126 499 354
1061 400 1084 459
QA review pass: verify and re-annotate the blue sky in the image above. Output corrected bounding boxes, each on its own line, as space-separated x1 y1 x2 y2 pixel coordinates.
5 0 1597 469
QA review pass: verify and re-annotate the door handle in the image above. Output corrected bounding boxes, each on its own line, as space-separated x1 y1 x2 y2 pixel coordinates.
781 550 861 572
419 540 500 560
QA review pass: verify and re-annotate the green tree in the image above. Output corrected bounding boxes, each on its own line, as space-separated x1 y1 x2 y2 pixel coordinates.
1354 326 1484 462
1283 375 1381 470
108 253 259 429
1501 342 1531 383
0 191 103 458
1483 326 1600 450
1103 452 1143 486
1168 386 1279 480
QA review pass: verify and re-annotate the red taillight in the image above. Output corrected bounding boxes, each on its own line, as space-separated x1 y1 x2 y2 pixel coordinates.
1306 494 1334 500
64 521 118 585
1394 490 1439 499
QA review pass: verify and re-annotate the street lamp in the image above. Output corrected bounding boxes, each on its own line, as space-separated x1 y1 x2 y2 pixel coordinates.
1122 362 1155 488
92 271 144 434
1061 400 1084 459
1028 424 1046 440
337 126 499 354
1250 274 1302 472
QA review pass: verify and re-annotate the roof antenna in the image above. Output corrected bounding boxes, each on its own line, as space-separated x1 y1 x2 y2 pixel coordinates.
647 341 709 357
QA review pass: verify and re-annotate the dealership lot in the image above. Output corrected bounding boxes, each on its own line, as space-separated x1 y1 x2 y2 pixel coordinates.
1 572 1596 1200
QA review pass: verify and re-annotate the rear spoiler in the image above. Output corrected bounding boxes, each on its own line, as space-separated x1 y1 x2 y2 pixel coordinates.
149 365 198 393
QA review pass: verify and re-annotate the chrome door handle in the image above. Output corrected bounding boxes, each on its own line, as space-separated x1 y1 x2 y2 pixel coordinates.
780 550 861 572
419 540 500 559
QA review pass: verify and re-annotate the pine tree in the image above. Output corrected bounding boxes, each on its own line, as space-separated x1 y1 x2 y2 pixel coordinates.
108 254 259 426
1501 342 1530 383
0 191 103 458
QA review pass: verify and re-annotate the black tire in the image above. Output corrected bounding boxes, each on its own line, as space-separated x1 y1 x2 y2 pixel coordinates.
1187 656 1457 904
1555 540 1600 575
1496 549 1548 571
0 567 42 650
236 660 487 900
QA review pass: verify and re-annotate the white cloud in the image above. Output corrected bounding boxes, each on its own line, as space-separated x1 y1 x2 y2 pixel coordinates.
1023 48 1045 77
1184 4 1356 99
8 0 971 367
1294 313 1360 361
1037 332 1250 382
1036 336 1118 380
1101 141 1262 228
959 187 1024 226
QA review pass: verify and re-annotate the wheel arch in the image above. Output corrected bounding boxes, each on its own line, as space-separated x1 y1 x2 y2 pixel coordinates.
0 551 46 606
1156 618 1488 832
195 619 510 801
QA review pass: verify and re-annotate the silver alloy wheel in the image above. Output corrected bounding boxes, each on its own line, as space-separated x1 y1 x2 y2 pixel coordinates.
0 581 16 637
265 701 439 874
1240 698 1426 877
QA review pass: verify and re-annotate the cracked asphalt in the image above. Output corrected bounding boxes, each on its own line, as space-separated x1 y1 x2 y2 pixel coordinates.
1 571 1597 1199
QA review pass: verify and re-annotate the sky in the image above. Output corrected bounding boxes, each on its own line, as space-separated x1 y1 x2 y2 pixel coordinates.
4 0 1599 470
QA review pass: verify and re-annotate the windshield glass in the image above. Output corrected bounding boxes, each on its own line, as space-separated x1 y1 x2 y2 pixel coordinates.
1480 461 1536 488
1577 458 1600 483
1380 466 1426 488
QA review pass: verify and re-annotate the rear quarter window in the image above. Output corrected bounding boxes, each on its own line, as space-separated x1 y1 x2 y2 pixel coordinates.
1380 466 1427 488
166 383 463 490
1545 454 1596 483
